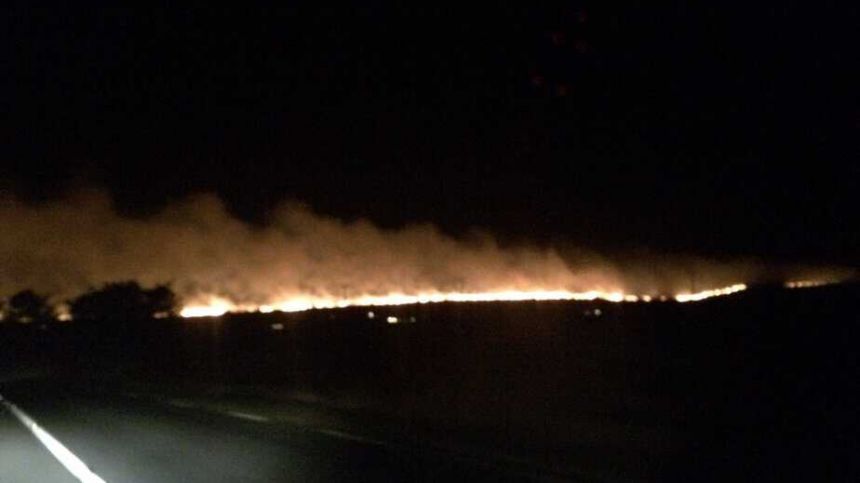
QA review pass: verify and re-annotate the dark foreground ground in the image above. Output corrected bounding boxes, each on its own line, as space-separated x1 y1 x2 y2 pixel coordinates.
1 283 858 482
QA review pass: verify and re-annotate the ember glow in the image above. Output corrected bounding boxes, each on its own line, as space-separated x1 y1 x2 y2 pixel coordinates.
179 297 234 318
178 284 751 317
784 280 834 289
673 283 748 303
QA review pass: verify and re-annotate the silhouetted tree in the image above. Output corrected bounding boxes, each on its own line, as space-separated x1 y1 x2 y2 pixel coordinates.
4 290 56 324
146 284 179 318
68 281 178 322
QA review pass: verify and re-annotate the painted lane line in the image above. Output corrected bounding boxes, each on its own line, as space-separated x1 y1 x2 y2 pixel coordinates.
0 395 107 483
167 398 196 409
152 396 385 448
317 428 385 447
225 410 270 422
219 407 383 446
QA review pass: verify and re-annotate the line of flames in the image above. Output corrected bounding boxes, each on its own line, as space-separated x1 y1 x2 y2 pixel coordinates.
179 283 751 318
784 280 835 289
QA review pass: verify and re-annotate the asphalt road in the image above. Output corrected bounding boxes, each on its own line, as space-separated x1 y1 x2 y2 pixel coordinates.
0 400 77 483
0 380 544 483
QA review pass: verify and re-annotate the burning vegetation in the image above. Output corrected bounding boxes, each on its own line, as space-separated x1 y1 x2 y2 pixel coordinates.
1 190 852 321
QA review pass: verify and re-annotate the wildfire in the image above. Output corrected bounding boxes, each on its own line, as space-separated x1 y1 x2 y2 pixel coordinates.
179 284 751 318
784 280 833 289
179 297 235 318
673 283 748 303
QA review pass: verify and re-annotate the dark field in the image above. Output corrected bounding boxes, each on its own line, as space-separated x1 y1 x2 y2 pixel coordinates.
2 284 857 482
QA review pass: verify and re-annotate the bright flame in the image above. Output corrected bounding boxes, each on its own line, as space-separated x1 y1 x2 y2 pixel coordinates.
178 285 753 318
179 296 234 318
784 280 832 289
673 283 748 303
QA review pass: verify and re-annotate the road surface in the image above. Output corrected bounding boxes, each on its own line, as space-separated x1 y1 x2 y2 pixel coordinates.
0 379 547 483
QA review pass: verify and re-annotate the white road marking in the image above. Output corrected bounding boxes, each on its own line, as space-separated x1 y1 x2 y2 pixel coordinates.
167 398 196 409
152 396 387 448
225 410 270 422
0 394 107 483
317 428 385 447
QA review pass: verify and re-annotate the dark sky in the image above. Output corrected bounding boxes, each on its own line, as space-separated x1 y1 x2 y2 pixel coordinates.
2 2 857 264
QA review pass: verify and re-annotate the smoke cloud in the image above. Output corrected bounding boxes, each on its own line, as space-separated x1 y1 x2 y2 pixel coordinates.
0 190 852 311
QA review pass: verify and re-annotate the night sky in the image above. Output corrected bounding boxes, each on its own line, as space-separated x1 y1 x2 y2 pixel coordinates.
2 3 857 265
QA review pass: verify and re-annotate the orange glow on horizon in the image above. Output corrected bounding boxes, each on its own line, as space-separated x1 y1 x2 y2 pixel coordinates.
673 283 747 303
784 280 833 289
178 284 753 318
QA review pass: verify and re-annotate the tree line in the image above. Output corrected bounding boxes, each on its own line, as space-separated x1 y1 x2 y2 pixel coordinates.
0 281 179 324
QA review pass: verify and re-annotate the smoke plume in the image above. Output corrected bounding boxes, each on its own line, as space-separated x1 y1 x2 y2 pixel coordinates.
0 190 852 312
